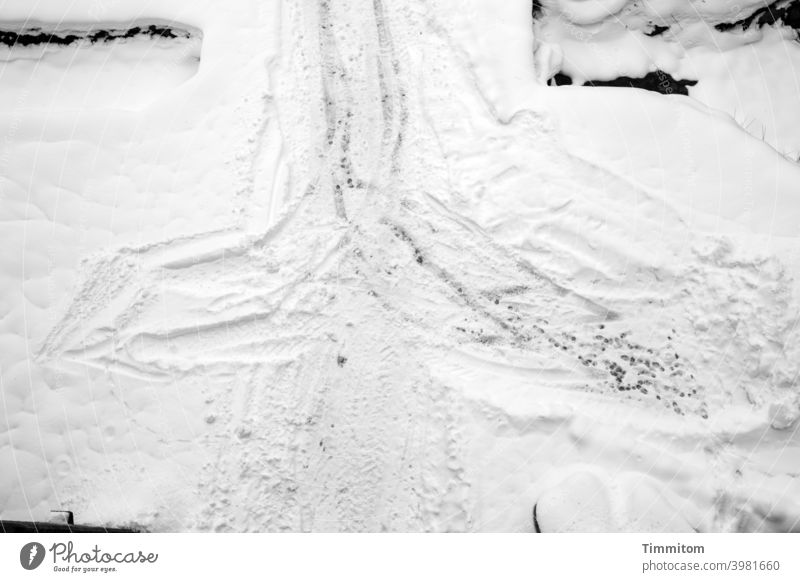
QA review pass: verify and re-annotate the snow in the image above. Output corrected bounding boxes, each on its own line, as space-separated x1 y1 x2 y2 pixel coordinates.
536 0 800 156
0 38 201 112
535 468 697 532
1 0 799 533
554 0 629 26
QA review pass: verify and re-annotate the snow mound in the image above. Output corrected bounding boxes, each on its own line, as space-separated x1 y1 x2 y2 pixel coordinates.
555 0 628 25
535 468 696 532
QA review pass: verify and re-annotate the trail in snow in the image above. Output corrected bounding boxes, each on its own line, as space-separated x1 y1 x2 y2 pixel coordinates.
25 0 800 531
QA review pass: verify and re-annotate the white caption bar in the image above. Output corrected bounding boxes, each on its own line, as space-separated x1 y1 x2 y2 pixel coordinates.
2 533 799 581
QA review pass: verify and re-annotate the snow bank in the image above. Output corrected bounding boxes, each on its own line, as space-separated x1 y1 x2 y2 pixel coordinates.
536 0 800 156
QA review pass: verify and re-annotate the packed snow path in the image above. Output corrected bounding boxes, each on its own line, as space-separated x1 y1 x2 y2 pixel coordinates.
6 0 800 531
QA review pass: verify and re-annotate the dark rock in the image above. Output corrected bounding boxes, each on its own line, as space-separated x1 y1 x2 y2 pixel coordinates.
550 72 573 86
646 24 670 37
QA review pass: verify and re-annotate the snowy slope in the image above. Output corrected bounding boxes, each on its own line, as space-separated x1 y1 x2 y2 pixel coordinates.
1 0 799 532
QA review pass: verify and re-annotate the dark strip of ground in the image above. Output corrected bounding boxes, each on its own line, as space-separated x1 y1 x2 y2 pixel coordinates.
549 70 697 96
0 24 194 48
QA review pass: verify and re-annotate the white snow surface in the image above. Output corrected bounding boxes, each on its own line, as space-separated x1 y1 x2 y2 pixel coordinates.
1 0 799 532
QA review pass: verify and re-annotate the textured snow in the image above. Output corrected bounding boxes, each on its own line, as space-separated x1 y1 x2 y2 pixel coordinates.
1 0 800 532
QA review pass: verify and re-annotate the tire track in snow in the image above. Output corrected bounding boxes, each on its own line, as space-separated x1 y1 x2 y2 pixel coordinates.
33 0 757 531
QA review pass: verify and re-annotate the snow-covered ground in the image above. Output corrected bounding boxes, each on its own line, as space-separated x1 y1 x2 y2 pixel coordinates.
1 0 799 532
